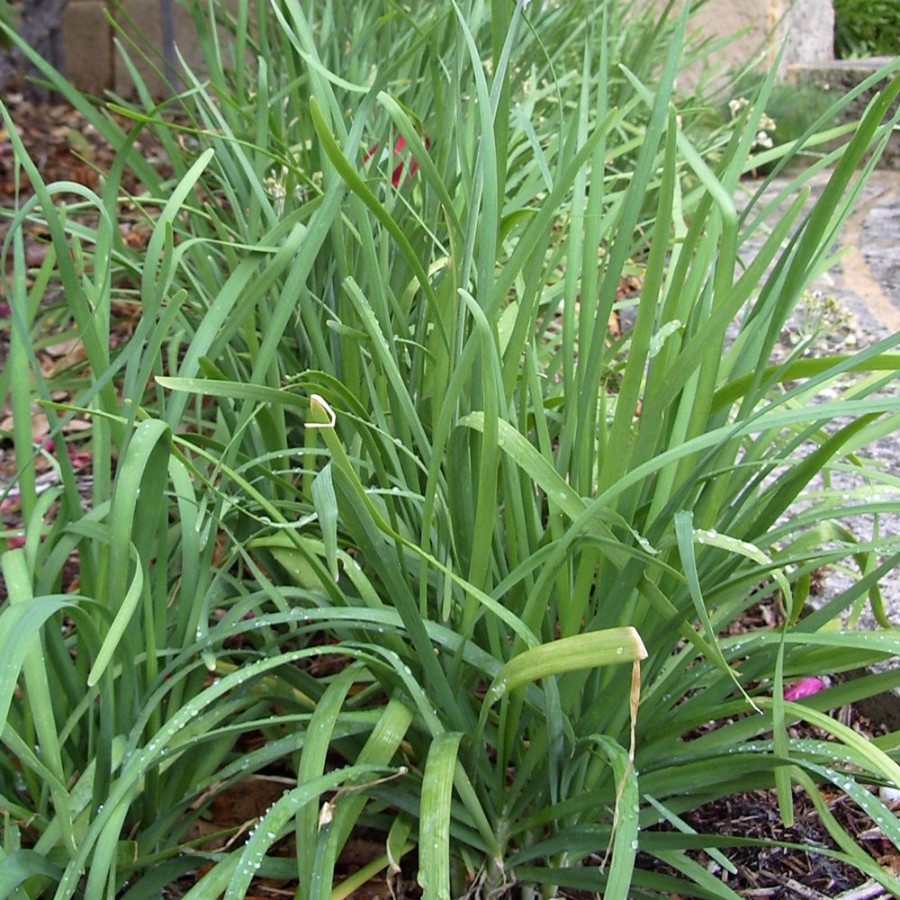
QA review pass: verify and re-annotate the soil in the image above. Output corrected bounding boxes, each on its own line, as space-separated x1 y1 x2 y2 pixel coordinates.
1 95 898 899
643 784 900 899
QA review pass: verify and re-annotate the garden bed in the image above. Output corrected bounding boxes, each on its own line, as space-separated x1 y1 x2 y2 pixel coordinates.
2 5 899 895
4 94 900 898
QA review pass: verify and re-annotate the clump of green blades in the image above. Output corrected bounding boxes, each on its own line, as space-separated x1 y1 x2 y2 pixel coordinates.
1 1 900 898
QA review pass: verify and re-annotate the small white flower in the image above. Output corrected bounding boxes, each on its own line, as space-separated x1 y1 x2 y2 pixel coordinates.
728 97 749 118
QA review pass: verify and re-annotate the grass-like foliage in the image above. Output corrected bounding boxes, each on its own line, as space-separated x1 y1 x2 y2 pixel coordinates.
835 0 900 59
2 0 900 896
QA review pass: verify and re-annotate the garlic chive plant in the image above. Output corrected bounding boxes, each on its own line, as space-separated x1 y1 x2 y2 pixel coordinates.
1 1 899 897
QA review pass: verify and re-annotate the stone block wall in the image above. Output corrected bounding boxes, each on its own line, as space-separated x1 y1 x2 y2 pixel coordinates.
11 0 203 96
110 0 202 96
771 0 835 73
25 0 840 96
664 0 835 89
61 0 113 95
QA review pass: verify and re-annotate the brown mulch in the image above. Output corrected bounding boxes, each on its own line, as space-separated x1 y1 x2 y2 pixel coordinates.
0 91 161 582
657 784 900 899
638 595 900 897
0 89 167 201
637 726 900 898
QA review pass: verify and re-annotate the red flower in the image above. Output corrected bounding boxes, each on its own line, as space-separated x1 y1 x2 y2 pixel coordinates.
365 134 430 187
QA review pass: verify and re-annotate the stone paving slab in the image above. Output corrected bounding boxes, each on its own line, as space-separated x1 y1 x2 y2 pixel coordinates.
829 170 900 637
738 169 900 639
832 169 900 334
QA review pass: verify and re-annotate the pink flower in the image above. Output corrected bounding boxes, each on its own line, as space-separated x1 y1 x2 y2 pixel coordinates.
41 438 91 470
783 677 828 701
66 449 92 470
